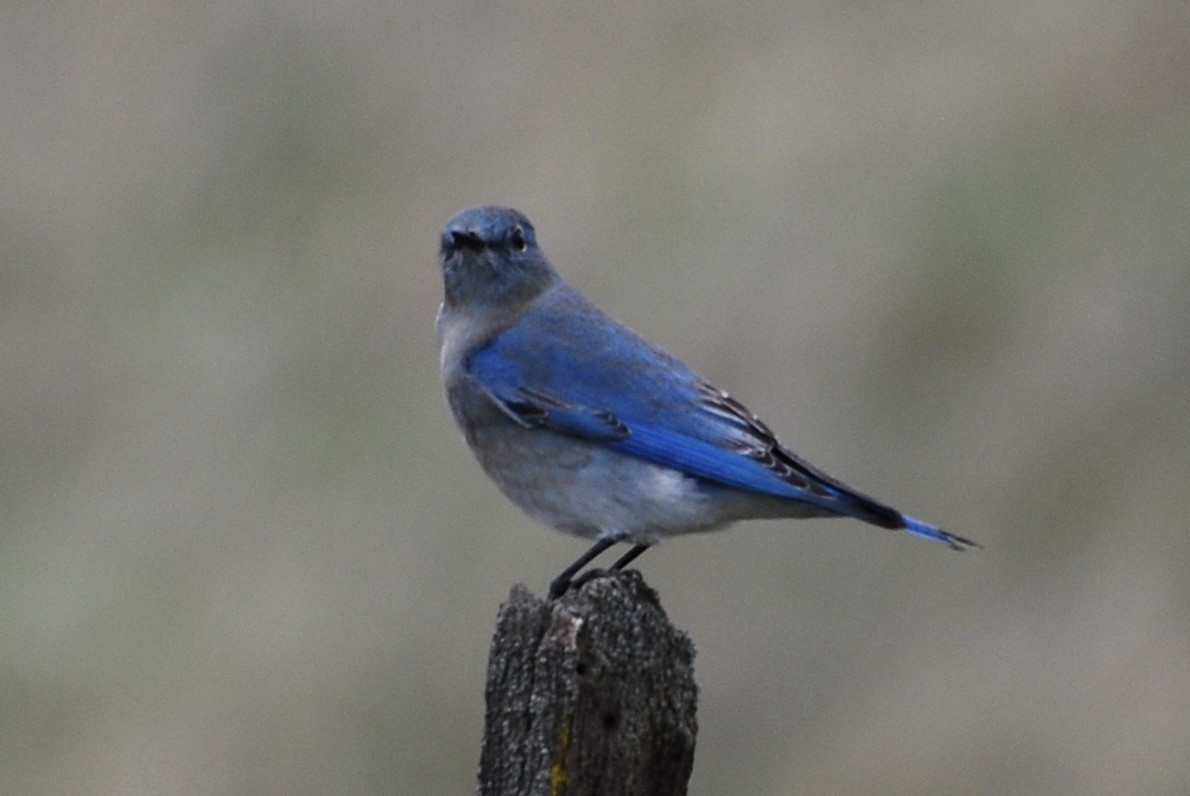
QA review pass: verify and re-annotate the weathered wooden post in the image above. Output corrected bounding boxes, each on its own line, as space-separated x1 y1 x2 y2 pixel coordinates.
478 571 698 795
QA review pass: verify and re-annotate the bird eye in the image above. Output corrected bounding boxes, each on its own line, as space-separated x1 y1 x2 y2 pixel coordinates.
510 227 527 252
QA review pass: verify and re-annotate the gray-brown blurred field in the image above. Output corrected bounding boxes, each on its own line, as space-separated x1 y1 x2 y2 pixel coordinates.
1 3 1186 794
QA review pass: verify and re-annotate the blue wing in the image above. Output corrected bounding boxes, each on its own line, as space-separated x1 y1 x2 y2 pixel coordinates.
467 286 976 549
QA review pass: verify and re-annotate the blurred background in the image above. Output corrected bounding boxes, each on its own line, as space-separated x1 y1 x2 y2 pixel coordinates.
1 2 1186 794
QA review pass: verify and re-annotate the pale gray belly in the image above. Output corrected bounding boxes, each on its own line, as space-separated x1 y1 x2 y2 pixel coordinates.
446 377 817 543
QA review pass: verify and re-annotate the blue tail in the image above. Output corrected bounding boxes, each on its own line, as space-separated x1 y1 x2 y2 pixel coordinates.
901 515 980 550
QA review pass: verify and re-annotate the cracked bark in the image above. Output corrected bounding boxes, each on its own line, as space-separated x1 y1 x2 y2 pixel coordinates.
477 570 698 796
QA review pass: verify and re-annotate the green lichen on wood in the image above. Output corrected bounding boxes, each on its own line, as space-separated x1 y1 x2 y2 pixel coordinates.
549 720 571 795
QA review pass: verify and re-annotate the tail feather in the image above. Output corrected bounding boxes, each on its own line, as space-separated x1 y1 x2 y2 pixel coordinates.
901 515 981 550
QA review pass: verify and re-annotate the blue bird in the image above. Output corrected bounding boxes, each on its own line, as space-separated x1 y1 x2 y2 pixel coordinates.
436 205 978 597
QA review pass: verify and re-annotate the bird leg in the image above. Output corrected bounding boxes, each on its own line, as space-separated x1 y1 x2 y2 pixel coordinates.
608 544 649 573
548 537 616 598
548 540 653 599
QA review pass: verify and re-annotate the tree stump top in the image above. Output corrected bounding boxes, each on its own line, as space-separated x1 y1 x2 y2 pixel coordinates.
478 571 698 796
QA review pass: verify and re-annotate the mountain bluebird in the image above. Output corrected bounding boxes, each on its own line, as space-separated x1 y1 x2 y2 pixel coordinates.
436 205 977 597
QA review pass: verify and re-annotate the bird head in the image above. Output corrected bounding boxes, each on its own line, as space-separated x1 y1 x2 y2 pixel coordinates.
439 206 556 310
